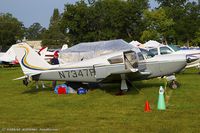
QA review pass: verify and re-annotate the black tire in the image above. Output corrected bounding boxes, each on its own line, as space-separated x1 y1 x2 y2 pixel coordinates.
65 82 89 90
23 79 28 86
168 80 180 89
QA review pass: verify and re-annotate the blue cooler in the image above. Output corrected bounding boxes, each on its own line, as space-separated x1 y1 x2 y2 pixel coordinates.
77 87 87 95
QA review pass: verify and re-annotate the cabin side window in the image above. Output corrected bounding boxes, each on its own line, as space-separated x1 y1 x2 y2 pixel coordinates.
139 48 154 59
108 55 123 64
160 47 173 55
138 52 144 60
149 48 158 55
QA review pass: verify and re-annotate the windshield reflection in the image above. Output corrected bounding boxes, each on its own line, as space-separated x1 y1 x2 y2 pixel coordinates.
139 48 155 59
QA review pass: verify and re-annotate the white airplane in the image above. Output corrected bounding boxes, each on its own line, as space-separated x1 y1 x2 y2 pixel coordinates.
40 44 68 62
0 52 4 57
13 41 195 91
0 45 49 65
148 45 200 68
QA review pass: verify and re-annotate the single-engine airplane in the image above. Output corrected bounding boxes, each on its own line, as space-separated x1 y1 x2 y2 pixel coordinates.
13 41 196 91
148 45 200 68
0 45 18 65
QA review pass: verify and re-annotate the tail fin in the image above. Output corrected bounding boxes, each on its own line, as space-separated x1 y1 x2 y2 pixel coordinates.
13 42 51 75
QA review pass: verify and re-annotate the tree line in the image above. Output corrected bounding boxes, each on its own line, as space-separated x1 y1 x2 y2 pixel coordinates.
0 0 199 49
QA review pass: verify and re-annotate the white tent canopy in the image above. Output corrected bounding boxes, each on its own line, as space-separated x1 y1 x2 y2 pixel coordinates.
143 40 164 48
129 40 141 47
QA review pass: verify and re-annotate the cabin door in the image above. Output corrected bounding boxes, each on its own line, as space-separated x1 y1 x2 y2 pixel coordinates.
123 51 138 72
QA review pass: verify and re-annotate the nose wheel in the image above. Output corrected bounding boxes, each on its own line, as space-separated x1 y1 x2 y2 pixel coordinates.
168 80 180 89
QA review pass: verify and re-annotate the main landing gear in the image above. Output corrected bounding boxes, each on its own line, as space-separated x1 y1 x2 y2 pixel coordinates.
23 78 29 86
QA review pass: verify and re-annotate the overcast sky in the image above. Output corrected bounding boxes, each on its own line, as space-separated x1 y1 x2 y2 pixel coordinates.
0 0 158 28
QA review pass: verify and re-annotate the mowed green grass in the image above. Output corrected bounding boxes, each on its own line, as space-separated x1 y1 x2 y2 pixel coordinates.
0 67 200 133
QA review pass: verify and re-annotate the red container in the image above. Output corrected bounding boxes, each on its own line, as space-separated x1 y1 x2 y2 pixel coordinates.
58 87 66 94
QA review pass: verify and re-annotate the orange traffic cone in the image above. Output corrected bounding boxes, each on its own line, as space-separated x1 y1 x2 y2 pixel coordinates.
144 100 151 112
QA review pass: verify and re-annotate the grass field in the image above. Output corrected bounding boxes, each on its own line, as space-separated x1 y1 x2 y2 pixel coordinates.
0 67 200 133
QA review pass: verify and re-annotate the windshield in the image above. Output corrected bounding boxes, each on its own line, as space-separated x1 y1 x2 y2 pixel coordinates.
149 48 158 56
168 45 180 52
160 46 173 55
139 48 155 59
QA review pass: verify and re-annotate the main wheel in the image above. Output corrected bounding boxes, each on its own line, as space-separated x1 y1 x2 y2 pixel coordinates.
23 79 28 86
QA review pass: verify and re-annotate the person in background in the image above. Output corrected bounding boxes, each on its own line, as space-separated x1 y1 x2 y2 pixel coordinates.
35 50 46 89
50 51 60 89
35 81 46 89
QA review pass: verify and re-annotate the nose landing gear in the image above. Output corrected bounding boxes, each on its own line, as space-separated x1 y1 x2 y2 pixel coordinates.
165 75 180 89
168 80 180 89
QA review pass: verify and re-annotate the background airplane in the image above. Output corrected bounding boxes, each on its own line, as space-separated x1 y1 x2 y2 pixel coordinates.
0 45 52 66
39 44 68 62
148 45 200 68
0 45 18 65
129 40 200 69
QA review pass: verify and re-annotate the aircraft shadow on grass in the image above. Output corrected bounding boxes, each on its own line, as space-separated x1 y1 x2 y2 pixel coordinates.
21 81 162 95
179 71 200 75
90 81 162 96
22 85 53 94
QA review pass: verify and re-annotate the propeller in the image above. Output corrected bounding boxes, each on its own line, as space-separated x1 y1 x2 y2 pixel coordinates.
186 55 199 63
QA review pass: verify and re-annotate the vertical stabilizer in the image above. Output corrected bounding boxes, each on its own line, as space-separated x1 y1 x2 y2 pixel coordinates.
13 43 51 75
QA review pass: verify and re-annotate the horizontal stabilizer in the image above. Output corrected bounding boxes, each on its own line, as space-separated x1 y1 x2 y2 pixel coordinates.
13 76 26 80
140 71 151 75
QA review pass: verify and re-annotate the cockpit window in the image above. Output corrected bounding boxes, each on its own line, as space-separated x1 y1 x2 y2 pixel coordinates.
149 48 158 55
140 48 155 59
160 46 173 55
138 52 144 60
168 45 180 52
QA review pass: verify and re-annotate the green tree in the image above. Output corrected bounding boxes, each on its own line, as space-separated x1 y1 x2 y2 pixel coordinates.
125 0 149 42
61 1 90 45
61 0 148 45
141 8 174 44
192 28 200 46
42 8 67 47
176 2 200 46
0 13 24 49
140 30 160 42
25 22 46 40
156 0 187 7
49 8 60 29
156 0 200 46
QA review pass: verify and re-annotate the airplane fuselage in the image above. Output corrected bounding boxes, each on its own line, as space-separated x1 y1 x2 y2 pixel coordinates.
36 53 187 83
